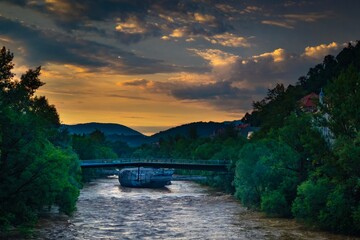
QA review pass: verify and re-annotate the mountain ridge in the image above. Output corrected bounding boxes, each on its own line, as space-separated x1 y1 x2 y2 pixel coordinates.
62 122 144 136
62 120 243 146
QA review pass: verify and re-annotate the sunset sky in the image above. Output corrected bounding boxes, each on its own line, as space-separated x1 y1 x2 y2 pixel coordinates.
0 0 359 135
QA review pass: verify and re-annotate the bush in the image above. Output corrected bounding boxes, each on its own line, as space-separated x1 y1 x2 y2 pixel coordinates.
261 190 290 217
292 178 331 224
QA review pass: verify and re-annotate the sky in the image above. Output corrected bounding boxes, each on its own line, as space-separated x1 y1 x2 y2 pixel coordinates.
0 0 359 135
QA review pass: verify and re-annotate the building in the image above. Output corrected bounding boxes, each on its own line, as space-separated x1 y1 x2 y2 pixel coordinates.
299 92 319 112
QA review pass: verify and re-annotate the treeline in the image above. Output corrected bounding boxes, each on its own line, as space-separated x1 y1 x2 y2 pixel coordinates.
236 41 360 234
131 127 247 193
0 47 82 235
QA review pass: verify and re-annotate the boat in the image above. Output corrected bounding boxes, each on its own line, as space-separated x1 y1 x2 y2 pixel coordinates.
118 167 174 188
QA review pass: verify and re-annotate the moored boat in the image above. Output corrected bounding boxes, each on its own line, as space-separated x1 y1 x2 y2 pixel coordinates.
118 167 174 188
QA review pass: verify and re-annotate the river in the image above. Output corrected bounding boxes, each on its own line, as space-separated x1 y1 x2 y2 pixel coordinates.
31 177 358 240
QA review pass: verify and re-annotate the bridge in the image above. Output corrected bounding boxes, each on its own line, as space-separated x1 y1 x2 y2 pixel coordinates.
80 158 230 172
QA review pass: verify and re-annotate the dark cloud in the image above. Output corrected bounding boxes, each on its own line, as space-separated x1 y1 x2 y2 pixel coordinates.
153 80 267 112
0 16 206 74
4 0 235 44
123 79 150 87
0 17 105 67
152 48 321 112
171 81 243 100
106 94 149 100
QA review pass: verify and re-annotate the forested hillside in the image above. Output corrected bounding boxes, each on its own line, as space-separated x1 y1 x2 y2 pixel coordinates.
235 41 360 234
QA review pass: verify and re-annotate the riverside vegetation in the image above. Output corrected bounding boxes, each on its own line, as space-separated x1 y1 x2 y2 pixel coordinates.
1 41 360 236
0 47 82 236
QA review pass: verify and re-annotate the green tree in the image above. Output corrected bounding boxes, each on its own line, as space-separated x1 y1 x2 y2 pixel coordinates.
324 65 360 138
234 139 299 216
0 47 81 232
72 130 118 160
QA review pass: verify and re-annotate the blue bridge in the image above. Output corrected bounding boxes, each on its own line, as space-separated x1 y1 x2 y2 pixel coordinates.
80 158 230 172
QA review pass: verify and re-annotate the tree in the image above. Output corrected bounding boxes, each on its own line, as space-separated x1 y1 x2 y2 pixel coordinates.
324 65 360 138
234 139 299 216
72 130 118 160
0 47 81 232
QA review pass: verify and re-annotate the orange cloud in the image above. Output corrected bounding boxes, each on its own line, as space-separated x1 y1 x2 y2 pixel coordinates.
193 13 216 23
303 42 338 59
169 28 187 38
115 16 146 34
188 48 239 67
253 48 286 62
205 33 251 47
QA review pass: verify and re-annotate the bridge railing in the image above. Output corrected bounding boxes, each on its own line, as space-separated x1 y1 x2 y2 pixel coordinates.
80 158 230 165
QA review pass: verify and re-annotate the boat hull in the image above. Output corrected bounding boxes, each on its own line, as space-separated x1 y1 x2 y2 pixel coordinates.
118 167 174 188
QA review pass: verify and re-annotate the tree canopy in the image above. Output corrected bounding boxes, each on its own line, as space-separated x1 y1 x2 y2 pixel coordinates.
0 47 81 234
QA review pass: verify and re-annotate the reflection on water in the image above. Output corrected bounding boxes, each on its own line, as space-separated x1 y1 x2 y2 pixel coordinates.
32 177 359 240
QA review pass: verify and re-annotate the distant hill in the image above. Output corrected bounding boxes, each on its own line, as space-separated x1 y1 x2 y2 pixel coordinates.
150 121 225 141
63 120 244 147
62 122 144 136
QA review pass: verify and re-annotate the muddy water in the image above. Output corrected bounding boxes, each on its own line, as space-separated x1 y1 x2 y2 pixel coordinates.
33 177 359 239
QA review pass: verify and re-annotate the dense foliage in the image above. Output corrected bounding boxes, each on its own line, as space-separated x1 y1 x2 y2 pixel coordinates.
236 41 360 235
71 129 123 181
0 47 81 234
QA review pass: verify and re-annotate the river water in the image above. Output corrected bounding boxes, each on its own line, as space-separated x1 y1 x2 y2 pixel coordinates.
32 177 358 240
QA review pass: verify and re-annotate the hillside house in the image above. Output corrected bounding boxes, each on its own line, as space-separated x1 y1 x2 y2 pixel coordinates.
299 92 319 112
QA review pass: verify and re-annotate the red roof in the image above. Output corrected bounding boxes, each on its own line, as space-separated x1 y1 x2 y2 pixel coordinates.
299 92 319 108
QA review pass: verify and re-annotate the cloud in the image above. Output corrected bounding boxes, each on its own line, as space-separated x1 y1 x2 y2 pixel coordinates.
169 28 187 38
4 0 235 44
0 16 207 75
253 48 286 62
303 42 339 59
215 4 241 14
115 16 147 34
283 13 328 22
262 12 330 29
188 48 239 67
193 13 216 23
146 46 320 112
261 20 294 29
205 32 251 47
240 6 263 14
149 80 267 112
122 79 150 87
106 93 149 100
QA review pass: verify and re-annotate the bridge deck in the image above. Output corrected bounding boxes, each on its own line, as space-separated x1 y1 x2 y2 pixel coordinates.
80 158 230 172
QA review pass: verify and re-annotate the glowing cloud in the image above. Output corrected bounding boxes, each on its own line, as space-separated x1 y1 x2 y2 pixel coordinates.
115 16 146 34
169 28 187 38
205 33 251 47
303 42 339 59
193 13 216 23
45 0 73 15
253 48 286 62
189 48 239 67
